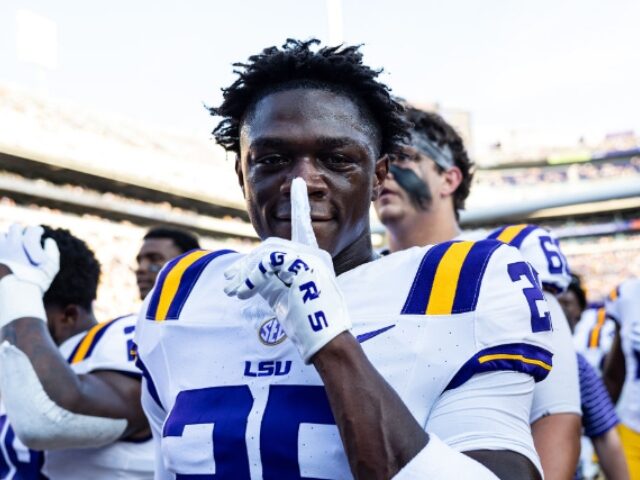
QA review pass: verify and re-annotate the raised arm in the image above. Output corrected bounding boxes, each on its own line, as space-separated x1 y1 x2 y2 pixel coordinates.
0 225 148 448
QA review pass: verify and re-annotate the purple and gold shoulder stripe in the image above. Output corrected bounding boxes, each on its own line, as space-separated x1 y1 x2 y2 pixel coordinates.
67 315 129 364
487 224 539 249
401 240 502 315
445 343 553 391
145 249 235 322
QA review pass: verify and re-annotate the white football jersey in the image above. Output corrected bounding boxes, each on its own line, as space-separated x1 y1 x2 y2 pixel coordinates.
463 225 581 420
573 305 616 372
605 280 640 432
0 314 154 480
485 224 571 293
136 241 554 479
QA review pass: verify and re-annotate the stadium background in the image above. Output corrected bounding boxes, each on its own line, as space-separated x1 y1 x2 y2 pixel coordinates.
1 1 639 320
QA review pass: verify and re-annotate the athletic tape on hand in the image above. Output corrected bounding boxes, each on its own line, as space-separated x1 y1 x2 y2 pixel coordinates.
291 178 318 248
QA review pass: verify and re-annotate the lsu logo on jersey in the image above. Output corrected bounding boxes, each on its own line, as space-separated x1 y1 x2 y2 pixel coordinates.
402 240 501 315
259 317 287 345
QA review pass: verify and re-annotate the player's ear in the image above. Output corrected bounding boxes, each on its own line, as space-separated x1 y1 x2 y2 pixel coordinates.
440 166 463 198
62 304 82 326
372 154 389 201
235 156 246 198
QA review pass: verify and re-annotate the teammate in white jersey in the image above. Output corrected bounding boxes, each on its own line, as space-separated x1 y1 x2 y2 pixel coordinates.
136 227 201 300
135 39 553 479
558 273 616 372
0 226 153 479
374 105 581 479
604 280 640 479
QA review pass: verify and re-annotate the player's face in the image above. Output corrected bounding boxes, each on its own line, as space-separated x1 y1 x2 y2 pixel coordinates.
374 145 440 225
136 238 182 299
237 88 386 257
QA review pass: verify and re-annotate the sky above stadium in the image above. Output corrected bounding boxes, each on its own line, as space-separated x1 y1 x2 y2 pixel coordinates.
1 0 638 159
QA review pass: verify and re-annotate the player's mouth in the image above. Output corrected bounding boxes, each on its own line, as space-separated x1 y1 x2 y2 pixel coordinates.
378 187 400 199
274 205 335 222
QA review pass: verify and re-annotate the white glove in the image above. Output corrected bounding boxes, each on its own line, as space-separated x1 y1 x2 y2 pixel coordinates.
225 238 351 363
224 178 351 363
0 224 60 327
0 224 60 293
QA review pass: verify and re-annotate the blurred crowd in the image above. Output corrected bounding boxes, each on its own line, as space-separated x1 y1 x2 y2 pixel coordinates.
474 156 640 189
564 233 640 302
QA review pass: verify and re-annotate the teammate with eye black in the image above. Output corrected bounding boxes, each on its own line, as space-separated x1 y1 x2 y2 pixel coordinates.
374 105 582 480
132 39 554 479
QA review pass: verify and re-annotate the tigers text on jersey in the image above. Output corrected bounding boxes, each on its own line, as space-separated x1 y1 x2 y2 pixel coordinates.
573 306 616 372
606 280 640 433
462 224 581 420
0 314 154 480
136 240 554 479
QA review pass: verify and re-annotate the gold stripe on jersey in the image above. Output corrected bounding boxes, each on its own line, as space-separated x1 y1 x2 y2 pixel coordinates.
426 241 474 315
495 224 528 244
155 250 210 321
479 353 552 371
608 287 619 301
70 319 116 364
589 308 607 349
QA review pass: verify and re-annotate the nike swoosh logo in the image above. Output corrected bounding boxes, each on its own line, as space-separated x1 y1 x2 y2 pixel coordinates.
356 325 395 343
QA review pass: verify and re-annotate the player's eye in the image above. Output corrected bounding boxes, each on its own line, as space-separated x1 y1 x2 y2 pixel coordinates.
255 154 289 166
322 153 355 170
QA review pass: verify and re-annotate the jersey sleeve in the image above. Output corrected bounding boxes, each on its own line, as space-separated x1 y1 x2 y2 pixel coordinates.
141 377 174 480
444 241 554 391
487 224 571 293
577 353 619 438
530 294 581 421
66 314 140 377
427 371 541 474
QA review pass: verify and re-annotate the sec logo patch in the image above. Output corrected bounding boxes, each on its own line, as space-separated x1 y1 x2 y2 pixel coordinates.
259 317 287 346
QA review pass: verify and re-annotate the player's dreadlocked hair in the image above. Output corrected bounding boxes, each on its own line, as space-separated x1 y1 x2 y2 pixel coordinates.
211 38 409 156
406 106 474 218
42 226 101 311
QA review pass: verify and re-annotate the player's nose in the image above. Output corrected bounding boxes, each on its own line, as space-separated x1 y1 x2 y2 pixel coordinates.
281 158 327 198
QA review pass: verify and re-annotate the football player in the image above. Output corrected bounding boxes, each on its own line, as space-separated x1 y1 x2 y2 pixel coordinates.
136 227 200 300
0 226 153 479
134 39 553 479
374 106 581 480
559 273 616 371
604 281 640 479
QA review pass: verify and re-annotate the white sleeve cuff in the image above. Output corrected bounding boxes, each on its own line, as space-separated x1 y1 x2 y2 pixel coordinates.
393 433 499 479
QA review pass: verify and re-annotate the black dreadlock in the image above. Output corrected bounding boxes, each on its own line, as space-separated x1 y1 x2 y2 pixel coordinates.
211 39 409 157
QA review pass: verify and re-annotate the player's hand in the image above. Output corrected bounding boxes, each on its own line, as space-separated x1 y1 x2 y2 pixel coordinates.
224 238 351 363
0 224 60 294
224 178 350 363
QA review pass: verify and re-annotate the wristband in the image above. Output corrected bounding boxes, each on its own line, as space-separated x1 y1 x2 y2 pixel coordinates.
0 275 47 327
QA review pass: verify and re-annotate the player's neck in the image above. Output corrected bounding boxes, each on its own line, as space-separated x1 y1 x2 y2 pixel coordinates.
387 207 460 253
333 228 377 276
59 312 98 345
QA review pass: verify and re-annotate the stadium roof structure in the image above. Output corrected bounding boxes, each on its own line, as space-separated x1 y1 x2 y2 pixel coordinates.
0 84 257 239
